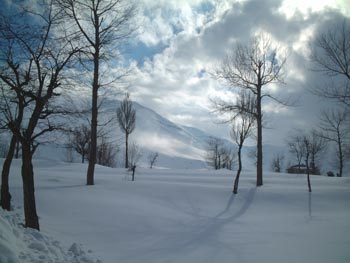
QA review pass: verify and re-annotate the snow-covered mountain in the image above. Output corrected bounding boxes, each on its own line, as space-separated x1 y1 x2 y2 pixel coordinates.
30 98 286 170
31 98 220 169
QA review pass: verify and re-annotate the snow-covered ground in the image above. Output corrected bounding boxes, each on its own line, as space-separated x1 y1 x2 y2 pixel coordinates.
1 159 350 263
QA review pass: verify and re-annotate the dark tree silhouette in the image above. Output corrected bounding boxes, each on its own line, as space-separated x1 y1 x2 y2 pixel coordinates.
318 109 349 177
205 137 235 170
310 20 350 107
96 135 117 168
58 0 136 185
308 130 327 175
0 1 79 229
271 153 284 173
303 137 312 192
288 130 328 191
230 92 255 194
288 134 306 174
0 78 26 211
213 34 287 186
148 152 159 169
68 124 91 163
117 94 136 168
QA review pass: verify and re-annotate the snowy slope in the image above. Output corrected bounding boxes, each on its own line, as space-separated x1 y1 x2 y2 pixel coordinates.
30 98 288 170
2 159 350 263
32 99 232 169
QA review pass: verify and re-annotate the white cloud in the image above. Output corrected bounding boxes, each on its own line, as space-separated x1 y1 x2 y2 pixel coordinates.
126 0 349 145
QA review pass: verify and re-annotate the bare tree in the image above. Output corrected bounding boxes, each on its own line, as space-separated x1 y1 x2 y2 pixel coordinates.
228 91 255 193
205 137 234 170
308 130 327 175
221 146 236 170
310 20 350 107
205 137 223 170
128 142 142 167
287 134 306 173
303 132 326 192
288 129 327 176
148 152 159 169
288 132 313 191
303 136 312 192
271 153 285 173
117 94 136 168
0 66 27 211
0 1 80 229
318 109 349 177
230 108 255 193
67 124 91 163
57 0 136 185
96 135 117 168
213 34 287 186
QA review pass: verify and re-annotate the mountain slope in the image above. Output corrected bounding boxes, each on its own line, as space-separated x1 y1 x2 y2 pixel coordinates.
30 98 287 170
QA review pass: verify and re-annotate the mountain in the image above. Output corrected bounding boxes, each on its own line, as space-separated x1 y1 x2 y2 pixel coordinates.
27 98 285 170
31 99 220 169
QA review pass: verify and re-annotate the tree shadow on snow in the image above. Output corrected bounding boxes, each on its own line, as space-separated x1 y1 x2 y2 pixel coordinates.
136 187 257 263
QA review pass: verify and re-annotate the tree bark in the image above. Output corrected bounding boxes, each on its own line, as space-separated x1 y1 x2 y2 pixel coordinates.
125 133 129 168
256 86 263 186
21 144 40 230
86 31 100 185
1 135 17 211
233 145 243 194
15 140 20 159
337 133 343 177
306 153 312 192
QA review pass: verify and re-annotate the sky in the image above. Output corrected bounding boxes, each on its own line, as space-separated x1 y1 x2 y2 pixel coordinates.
120 0 350 146
1 0 349 148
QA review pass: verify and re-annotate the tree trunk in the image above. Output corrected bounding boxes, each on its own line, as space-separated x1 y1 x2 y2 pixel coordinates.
306 153 312 192
125 133 128 169
21 144 40 230
256 87 263 186
233 145 243 194
311 154 315 174
338 135 343 177
82 153 84 164
131 165 135 181
15 140 20 159
86 45 100 185
1 135 17 211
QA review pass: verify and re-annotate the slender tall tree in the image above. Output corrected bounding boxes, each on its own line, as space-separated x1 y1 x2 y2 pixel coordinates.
213 34 287 186
0 79 26 211
117 94 136 168
57 0 136 185
303 136 312 192
230 92 255 194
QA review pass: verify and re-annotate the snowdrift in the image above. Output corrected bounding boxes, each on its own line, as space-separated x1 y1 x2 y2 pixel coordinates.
0 207 101 263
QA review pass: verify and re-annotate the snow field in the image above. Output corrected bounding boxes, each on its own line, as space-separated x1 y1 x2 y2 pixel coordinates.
2 159 350 263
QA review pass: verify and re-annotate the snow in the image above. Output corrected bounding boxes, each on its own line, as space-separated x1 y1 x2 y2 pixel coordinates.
1 159 350 263
0 207 101 263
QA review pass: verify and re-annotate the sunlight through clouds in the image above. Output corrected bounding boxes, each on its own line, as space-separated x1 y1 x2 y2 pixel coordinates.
127 0 349 144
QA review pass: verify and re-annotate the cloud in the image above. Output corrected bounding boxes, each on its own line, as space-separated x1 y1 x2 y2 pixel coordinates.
125 0 349 146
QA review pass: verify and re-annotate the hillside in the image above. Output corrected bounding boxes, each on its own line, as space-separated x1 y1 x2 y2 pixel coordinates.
28 98 287 170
